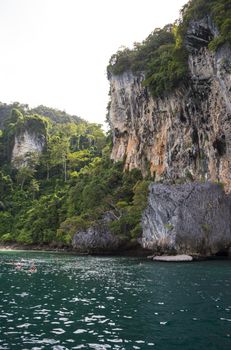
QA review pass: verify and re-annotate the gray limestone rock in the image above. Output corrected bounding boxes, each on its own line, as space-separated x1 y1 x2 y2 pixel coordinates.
108 16 231 192
12 130 45 168
141 183 231 256
72 212 122 253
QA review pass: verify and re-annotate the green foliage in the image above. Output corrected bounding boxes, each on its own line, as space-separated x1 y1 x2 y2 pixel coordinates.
164 223 174 230
180 0 231 50
110 180 151 239
16 230 33 245
213 180 225 190
107 25 188 97
30 179 40 200
143 44 188 96
1 1 230 249
10 108 24 124
0 212 13 237
5 110 48 137
56 216 91 245
0 232 14 242
0 101 151 248
0 171 13 198
108 47 134 76
107 0 231 97
67 150 92 172
1 110 48 165
15 192 65 244
0 104 109 246
108 26 175 76
16 166 35 190
30 105 84 124
202 223 211 234
0 102 84 129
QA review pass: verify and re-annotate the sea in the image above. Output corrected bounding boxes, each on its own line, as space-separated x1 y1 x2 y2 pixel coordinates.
0 251 230 350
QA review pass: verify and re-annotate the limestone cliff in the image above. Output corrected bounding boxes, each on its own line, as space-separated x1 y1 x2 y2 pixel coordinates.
12 129 45 167
10 116 47 168
109 17 231 192
141 182 231 256
72 212 124 253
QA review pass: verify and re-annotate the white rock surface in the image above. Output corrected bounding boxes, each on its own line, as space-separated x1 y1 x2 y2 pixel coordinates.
12 130 45 168
153 255 193 262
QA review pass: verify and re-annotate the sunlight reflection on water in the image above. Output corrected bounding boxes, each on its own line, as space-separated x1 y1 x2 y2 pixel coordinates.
0 251 231 350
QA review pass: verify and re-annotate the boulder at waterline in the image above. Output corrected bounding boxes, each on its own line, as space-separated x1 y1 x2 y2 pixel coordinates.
72 212 123 253
153 255 193 262
141 182 231 256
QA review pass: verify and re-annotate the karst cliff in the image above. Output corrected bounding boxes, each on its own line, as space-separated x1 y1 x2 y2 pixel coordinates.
1 0 231 257
105 1 231 256
108 16 231 192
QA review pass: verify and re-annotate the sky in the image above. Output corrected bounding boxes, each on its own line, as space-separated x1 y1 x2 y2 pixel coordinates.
0 0 187 125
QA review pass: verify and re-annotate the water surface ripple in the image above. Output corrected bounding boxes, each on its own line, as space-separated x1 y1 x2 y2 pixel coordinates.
0 251 231 349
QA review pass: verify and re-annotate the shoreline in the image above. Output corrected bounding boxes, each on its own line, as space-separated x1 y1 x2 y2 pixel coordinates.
0 243 151 257
0 243 72 253
0 243 230 261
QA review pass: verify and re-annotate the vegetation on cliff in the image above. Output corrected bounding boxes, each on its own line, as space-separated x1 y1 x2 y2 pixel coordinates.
107 25 188 97
0 102 84 127
1 0 230 249
180 0 231 51
107 0 231 97
0 104 149 247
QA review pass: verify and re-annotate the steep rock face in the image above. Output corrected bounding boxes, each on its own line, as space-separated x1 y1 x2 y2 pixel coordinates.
72 213 123 253
109 18 231 192
12 130 45 167
72 227 122 253
141 183 231 255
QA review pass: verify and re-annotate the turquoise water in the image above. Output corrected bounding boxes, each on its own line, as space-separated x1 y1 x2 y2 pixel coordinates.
0 251 231 350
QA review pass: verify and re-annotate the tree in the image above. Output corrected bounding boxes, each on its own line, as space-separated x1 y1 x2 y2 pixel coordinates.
30 179 40 200
0 171 13 199
67 149 92 173
16 166 35 190
44 134 69 181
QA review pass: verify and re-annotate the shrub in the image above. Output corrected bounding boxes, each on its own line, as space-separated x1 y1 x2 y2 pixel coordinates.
0 233 14 242
16 230 33 245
